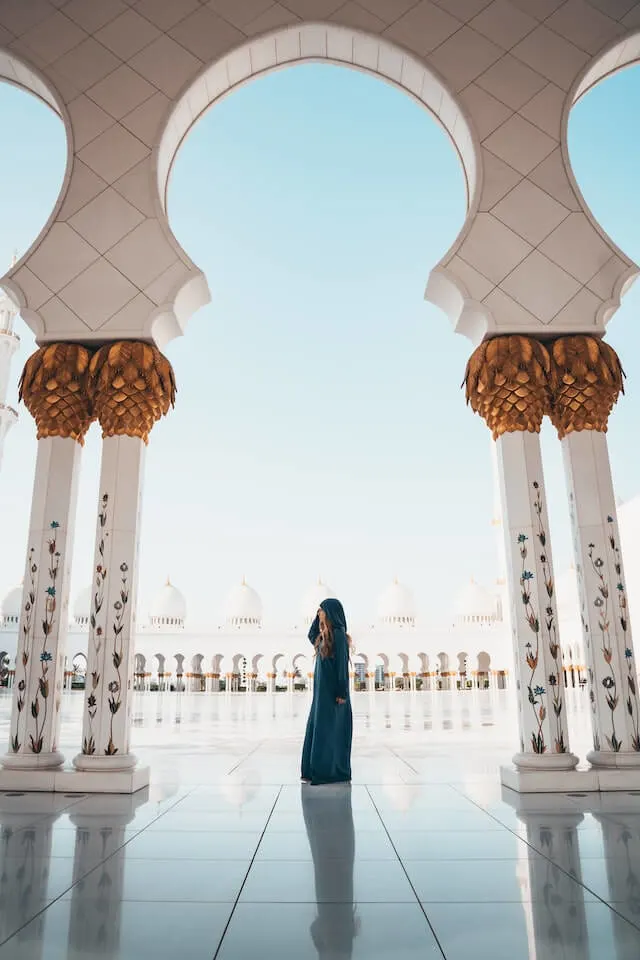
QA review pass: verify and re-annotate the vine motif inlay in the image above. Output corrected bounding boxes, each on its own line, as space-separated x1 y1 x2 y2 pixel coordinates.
105 561 129 756
29 522 60 754
588 517 640 753
518 482 566 756
83 493 108 756
11 548 38 753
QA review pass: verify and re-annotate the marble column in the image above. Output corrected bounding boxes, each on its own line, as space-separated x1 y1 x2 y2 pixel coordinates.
74 435 145 775
2 344 93 777
550 337 640 770
465 336 577 778
73 341 175 789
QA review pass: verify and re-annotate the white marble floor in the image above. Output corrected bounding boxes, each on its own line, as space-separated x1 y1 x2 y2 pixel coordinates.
0 688 638 958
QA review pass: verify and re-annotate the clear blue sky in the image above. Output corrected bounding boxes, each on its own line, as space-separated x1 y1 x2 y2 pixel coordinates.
0 64 639 627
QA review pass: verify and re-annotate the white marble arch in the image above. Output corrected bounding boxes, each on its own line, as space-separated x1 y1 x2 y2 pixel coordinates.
0 49 71 334
155 22 480 351
1 7 639 349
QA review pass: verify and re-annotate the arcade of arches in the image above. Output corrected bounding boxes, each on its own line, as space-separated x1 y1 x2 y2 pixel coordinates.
0 3 640 794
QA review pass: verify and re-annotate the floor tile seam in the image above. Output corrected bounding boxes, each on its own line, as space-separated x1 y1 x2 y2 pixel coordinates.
226 741 266 775
0 790 204 949
364 784 448 960
446 782 635 918
384 744 420 775
212 784 284 960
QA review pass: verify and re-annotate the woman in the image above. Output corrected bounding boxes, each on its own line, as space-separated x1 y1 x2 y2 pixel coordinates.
301 598 353 785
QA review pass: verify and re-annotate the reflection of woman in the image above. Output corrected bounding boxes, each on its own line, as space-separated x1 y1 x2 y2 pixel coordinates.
302 599 353 785
302 784 358 959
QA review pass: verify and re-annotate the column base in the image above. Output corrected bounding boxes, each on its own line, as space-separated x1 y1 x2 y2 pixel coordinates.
512 751 579 771
72 753 138 773
587 750 640 770
1 750 65 771
501 764 598 794
0 765 149 794
501 764 640 793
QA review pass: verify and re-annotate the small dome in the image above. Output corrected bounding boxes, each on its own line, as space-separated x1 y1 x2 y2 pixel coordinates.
149 578 186 629
73 586 92 626
226 578 262 628
0 583 22 625
377 579 415 627
301 578 334 625
454 578 497 626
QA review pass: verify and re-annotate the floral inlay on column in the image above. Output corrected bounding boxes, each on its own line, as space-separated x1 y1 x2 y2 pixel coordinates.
551 335 640 765
105 562 129 757
518 483 565 756
11 549 37 753
29 521 60 754
74 341 175 776
83 494 108 757
464 334 577 771
587 518 640 754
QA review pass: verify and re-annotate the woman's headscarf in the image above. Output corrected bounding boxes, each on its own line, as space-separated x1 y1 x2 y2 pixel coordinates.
320 598 348 633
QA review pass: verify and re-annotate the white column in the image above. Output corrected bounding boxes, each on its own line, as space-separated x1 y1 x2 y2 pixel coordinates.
496 431 577 772
3 437 82 771
73 436 147 782
563 430 640 767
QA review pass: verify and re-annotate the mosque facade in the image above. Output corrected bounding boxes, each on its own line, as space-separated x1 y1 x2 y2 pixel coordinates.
0 556 594 696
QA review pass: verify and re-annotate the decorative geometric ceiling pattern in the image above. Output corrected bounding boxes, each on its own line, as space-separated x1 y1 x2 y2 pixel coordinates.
0 0 638 347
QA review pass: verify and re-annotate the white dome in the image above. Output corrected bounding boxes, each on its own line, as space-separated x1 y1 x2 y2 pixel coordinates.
149 578 186 629
0 583 22 624
73 585 92 626
377 579 416 626
226 578 263 628
454 579 497 625
301 578 334 625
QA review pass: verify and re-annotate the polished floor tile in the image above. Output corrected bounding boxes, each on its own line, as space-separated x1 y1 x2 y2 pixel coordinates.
63 857 250 903
239 859 415 903
145 810 269 832
124 829 261 860
0 690 636 958
426 901 640 960
391 828 530 861
406 857 598 903
255 828 396 860
217 902 443 959
0 901 233 959
266 808 384 832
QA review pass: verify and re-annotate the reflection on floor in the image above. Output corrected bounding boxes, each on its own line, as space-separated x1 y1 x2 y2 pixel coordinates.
0 689 638 958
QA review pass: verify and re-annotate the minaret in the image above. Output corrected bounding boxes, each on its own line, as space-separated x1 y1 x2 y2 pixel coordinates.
0 271 19 473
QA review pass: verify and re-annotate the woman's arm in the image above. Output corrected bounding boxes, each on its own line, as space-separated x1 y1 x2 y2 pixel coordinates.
333 628 349 702
308 615 320 647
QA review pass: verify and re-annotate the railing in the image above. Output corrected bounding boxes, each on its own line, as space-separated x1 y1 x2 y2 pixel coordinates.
0 328 19 342
0 403 18 419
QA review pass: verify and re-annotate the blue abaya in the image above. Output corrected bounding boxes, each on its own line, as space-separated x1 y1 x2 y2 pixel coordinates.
301 598 353 785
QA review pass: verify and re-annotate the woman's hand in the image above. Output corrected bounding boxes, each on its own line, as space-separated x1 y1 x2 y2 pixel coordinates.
336 697 346 705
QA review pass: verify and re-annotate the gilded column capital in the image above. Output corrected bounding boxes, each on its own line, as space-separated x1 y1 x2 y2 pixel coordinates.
549 336 624 439
463 335 553 440
18 343 94 444
88 341 176 443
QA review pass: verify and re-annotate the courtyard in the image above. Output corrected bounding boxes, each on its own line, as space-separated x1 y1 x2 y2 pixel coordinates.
0 689 638 959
